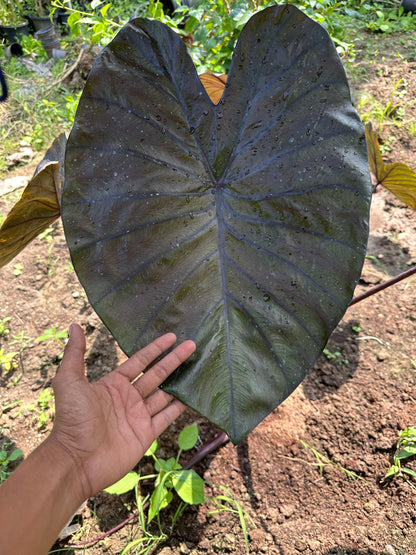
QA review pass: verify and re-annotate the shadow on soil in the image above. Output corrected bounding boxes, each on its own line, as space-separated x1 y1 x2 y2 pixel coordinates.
302 318 362 401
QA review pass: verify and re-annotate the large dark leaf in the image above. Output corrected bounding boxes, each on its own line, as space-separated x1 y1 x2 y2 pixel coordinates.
62 5 371 443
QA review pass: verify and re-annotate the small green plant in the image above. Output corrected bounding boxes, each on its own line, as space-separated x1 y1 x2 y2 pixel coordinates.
36 227 60 277
9 331 33 356
13 263 23 277
26 388 55 430
105 424 204 524
0 317 11 337
385 427 416 487
0 442 23 484
103 424 253 554
35 326 68 351
323 348 348 365
0 399 23 418
301 440 365 481
0 348 18 373
208 484 255 554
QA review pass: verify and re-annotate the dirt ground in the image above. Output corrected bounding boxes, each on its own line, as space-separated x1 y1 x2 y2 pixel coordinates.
1 24 416 555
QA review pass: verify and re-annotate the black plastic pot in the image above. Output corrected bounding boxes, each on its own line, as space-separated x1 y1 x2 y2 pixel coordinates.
34 24 60 58
26 12 59 33
400 0 416 13
0 20 29 44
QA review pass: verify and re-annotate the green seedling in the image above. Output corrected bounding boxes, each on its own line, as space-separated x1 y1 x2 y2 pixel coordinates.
0 442 23 484
105 424 204 526
13 263 23 277
9 331 33 356
0 399 23 418
0 317 11 337
208 484 255 555
323 348 348 365
10 373 22 386
0 348 18 373
385 427 416 487
26 388 55 430
35 326 68 352
301 440 365 482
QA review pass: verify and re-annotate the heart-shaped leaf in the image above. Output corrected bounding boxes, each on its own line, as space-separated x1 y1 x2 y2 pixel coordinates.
62 5 371 443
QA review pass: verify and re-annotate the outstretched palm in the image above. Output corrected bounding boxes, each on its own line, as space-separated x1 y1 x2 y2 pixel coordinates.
51 324 195 499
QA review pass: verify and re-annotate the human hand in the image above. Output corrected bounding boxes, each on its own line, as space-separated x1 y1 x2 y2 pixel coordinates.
49 323 196 500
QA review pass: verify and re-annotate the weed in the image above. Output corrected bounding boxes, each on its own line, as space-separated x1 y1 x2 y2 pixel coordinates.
26 388 55 430
0 442 23 483
101 424 254 554
323 348 348 365
13 263 23 277
0 399 23 418
0 348 18 373
9 331 33 356
359 78 413 133
385 427 416 487
208 484 255 554
301 440 365 481
0 316 11 337
10 373 22 386
36 232 60 277
35 326 68 353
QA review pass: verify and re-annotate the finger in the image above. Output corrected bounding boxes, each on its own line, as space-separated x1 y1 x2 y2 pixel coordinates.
151 399 187 437
134 340 196 399
115 333 177 381
144 389 176 417
57 323 86 378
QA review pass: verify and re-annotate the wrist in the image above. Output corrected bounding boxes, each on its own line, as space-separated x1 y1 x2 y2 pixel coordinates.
41 434 89 505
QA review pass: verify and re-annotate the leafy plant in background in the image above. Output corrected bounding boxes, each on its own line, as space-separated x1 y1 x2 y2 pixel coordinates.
385 427 416 487
366 6 416 34
0 442 23 484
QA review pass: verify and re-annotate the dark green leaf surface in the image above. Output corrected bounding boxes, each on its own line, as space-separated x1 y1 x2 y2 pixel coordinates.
62 5 371 443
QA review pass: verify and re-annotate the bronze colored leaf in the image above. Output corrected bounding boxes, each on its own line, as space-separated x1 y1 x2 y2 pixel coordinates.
199 71 227 104
0 134 66 268
0 164 60 268
365 122 416 209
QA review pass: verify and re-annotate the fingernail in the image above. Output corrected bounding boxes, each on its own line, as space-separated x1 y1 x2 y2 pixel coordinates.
68 323 75 337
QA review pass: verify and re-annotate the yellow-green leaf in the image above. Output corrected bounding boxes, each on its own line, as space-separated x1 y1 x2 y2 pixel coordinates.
378 162 416 209
365 122 416 209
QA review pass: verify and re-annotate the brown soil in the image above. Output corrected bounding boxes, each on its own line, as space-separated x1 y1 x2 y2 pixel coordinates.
1 26 416 555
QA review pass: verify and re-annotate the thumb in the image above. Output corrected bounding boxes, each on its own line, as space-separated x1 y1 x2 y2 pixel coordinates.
57 323 86 380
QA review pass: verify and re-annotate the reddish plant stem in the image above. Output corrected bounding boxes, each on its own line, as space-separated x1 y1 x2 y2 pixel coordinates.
349 264 416 307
